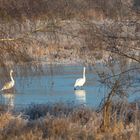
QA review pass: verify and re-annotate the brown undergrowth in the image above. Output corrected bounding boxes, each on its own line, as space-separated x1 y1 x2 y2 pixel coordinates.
0 102 139 140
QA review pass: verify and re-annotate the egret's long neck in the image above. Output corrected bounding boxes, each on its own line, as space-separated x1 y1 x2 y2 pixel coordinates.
10 72 14 83
83 68 86 79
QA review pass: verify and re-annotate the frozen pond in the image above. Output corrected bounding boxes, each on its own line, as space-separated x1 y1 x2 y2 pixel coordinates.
0 64 139 108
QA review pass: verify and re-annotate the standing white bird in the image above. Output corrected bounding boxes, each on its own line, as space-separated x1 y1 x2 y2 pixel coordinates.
0 70 15 91
74 67 86 90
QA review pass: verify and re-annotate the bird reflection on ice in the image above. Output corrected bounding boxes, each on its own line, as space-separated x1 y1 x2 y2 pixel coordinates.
2 93 15 107
74 90 86 104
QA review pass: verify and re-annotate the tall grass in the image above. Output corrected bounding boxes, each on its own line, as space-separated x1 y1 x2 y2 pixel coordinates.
1 0 137 21
0 102 139 140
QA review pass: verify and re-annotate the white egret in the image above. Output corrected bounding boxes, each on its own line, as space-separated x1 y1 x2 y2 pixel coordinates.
1 70 15 91
74 67 86 90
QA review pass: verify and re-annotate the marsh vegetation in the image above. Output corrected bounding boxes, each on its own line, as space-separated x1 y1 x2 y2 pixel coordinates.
0 102 140 140
0 0 140 139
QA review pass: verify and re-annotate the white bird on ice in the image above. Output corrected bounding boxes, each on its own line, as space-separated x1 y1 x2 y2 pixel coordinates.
74 67 86 90
1 70 15 91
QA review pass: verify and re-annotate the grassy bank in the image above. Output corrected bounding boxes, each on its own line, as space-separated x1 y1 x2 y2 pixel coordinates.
0 103 140 140
0 0 139 67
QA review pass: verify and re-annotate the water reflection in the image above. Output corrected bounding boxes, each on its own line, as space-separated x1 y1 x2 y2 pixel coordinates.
2 93 15 107
74 90 86 104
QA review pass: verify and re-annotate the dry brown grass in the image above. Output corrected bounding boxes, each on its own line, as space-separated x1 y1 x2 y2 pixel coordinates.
0 0 139 21
0 103 139 140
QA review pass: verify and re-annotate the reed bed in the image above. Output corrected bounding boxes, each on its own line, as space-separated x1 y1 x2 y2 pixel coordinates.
0 102 139 140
